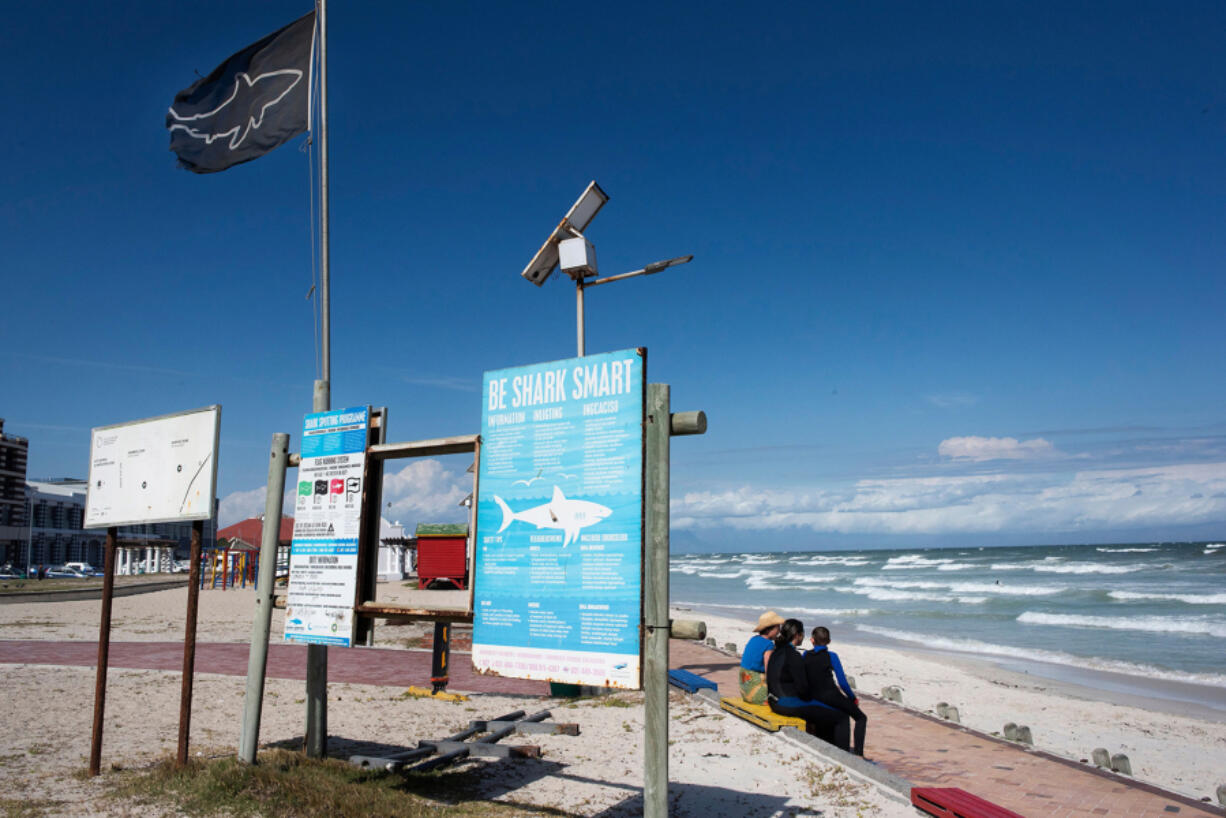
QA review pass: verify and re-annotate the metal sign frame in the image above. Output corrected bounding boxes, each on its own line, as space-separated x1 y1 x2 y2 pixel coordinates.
84 405 221 529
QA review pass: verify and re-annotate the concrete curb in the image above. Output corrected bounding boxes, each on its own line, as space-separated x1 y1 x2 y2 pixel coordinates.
692 688 912 807
0 578 189 604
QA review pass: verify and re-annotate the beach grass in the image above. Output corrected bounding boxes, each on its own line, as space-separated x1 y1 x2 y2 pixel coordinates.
105 749 562 817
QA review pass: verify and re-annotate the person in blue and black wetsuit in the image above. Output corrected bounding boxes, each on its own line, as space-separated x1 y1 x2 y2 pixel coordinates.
739 610 783 704
804 626 867 756
765 618 850 751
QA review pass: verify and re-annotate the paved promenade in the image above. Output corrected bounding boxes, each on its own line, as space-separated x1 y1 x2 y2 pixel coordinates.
3 637 1222 816
670 639 1224 818
0 639 546 695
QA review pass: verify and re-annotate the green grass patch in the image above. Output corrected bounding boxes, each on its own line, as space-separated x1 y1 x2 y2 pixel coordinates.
0 797 67 818
106 749 555 817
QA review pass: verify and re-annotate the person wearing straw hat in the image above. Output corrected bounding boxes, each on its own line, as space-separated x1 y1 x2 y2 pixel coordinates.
739 610 784 704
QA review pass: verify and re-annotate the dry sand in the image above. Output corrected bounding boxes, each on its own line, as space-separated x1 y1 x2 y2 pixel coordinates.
686 608 1226 803
0 584 911 816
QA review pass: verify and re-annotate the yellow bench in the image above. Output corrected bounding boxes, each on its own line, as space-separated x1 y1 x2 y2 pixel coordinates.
719 697 807 732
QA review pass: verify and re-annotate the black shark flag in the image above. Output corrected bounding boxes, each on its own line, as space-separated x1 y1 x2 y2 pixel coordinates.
166 11 315 173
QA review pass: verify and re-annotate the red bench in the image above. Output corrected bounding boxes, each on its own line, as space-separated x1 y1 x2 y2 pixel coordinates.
910 787 1023 818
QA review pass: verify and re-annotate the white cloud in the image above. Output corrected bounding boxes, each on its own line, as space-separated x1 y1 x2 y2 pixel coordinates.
217 458 471 531
218 486 267 527
938 435 1058 462
379 459 470 528
671 462 1226 536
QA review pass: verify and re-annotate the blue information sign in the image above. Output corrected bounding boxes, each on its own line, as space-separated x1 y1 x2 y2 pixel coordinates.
284 406 369 647
472 349 645 688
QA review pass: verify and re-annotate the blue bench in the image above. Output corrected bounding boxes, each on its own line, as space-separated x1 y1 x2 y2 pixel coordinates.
667 669 718 693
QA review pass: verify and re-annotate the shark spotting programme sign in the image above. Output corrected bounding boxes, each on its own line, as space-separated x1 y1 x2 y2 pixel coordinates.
473 348 646 689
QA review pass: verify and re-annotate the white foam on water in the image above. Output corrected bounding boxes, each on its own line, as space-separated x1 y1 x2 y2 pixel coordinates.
1108 590 1226 605
696 569 751 579
1017 611 1226 638
790 555 872 567
855 625 1226 688
991 561 1150 575
836 584 979 604
882 555 956 570
673 600 878 620
853 576 1064 596
1096 547 1159 553
782 571 835 583
935 562 977 571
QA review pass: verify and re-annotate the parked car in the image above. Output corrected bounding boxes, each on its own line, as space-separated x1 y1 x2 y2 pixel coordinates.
45 565 87 578
65 562 103 577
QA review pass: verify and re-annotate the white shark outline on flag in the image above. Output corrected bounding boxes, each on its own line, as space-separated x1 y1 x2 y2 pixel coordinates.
167 69 304 150
494 486 613 547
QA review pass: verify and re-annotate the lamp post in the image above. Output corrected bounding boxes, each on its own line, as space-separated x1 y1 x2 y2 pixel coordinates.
520 181 693 357
25 488 34 579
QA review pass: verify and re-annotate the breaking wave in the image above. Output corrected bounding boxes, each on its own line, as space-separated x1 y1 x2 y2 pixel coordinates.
1108 590 1226 605
1017 611 1226 638
855 625 1226 688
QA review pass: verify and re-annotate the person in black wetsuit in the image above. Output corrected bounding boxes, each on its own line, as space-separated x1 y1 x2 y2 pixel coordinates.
765 618 850 751
803 626 868 756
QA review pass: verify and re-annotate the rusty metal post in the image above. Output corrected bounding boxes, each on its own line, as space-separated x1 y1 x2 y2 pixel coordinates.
176 520 204 767
88 526 117 776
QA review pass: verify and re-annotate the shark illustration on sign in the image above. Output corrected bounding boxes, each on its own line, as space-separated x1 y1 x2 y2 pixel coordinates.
167 69 303 150
494 486 612 547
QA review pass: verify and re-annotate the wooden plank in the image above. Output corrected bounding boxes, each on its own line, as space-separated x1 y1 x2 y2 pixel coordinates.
719 697 807 732
911 787 1025 818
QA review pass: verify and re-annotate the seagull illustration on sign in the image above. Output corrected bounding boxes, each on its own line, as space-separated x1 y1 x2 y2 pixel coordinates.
167 69 304 150
494 486 612 547
512 469 545 487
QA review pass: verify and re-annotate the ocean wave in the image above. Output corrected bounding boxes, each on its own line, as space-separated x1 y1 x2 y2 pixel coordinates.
670 564 702 574
782 571 836 583
1108 590 1226 605
853 576 1064 596
991 561 1149 575
854 625 1226 688
935 562 977 571
1017 611 1226 638
1096 547 1158 553
672 600 878 620
882 555 956 570
837 584 983 604
1206 544 1224 554
696 569 751 579
789 556 872 567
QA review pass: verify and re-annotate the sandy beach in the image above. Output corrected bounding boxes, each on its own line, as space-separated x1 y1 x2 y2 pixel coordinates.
0 584 911 816
682 606 1226 803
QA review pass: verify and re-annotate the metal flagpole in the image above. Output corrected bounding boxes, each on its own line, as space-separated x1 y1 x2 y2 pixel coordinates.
305 0 331 759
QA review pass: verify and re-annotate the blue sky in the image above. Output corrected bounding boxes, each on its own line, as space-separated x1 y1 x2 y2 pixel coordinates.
3 1 1224 551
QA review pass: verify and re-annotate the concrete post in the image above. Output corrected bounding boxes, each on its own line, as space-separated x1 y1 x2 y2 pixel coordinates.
1110 753 1131 775
1091 747 1111 768
238 433 290 764
643 383 670 818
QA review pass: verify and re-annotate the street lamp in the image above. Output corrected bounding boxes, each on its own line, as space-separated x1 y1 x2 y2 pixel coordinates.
24 488 34 579
520 181 692 356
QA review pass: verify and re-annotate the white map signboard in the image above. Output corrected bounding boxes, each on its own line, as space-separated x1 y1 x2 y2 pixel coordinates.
283 406 369 648
84 406 221 529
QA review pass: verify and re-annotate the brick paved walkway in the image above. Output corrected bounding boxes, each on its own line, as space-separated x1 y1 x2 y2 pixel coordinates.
4 637 1222 816
0 639 547 696
670 639 1223 818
